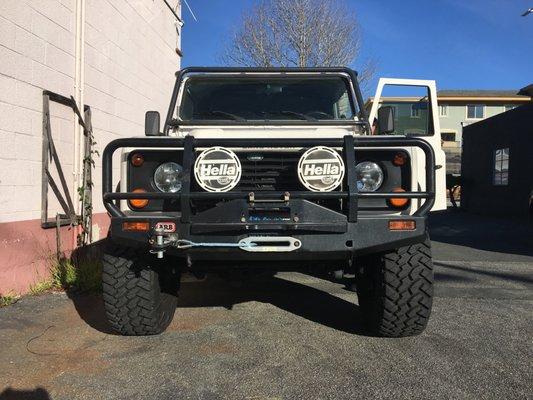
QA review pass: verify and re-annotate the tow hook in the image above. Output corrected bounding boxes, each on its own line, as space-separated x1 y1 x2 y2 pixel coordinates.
149 227 176 259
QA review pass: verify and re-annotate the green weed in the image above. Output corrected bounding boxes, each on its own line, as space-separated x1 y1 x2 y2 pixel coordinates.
50 256 102 293
0 293 19 307
28 280 55 295
28 248 103 296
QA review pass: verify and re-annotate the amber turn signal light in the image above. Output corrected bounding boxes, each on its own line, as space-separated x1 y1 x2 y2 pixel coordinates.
122 221 150 232
388 188 409 208
131 153 144 167
129 188 149 209
389 220 416 231
393 152 407 166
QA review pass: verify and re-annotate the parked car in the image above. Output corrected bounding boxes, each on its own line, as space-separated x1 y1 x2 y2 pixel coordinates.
101 67 446 337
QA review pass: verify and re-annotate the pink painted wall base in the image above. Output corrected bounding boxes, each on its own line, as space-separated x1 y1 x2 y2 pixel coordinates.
0 213 110 295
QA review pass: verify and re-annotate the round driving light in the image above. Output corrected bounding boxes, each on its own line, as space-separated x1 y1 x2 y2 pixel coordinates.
194 147 241 192
355 161 384 192
154 162 183 193
129 188 149 209
389 188 409 208
297 146 345 192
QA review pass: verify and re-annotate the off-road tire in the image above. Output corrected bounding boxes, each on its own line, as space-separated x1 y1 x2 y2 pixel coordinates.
356 237 433 337
102 244 179 335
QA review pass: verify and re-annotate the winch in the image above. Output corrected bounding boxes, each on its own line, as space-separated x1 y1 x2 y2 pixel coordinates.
149 228 301 258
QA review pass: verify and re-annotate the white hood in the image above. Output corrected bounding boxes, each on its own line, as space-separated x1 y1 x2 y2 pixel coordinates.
172 125 360 139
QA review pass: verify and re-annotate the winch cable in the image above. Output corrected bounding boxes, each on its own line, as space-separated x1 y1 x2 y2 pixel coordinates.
173 239 257 250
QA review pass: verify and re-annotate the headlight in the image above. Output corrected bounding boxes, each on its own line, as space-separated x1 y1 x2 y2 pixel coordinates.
154 162 183 193
355 161 383 192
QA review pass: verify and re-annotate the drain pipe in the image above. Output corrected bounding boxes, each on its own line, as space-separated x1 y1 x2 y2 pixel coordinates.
73 0 86 247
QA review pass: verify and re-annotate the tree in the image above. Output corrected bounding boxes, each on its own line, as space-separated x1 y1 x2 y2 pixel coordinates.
220 0 375 87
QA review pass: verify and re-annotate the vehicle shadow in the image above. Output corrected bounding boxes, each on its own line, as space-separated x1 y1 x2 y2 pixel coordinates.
67 291 116 335
178 274 368 335
429 209 533 258
70 273 368 336
65 241 117 335
0 387 51 400
434 261 533 285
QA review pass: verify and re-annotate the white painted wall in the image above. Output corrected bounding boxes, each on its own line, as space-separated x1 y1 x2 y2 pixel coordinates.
0 0 181 223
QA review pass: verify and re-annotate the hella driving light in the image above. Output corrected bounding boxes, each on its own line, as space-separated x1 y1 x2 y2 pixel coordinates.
297 146 345 192
355 161 384 192
154 162 183 193
194 147 242 192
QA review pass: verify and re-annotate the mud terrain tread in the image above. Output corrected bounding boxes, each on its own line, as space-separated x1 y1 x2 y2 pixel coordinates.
357 238 434 337
102 245 177 335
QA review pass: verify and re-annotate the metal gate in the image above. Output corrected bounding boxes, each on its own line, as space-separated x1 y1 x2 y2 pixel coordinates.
41 90 94 245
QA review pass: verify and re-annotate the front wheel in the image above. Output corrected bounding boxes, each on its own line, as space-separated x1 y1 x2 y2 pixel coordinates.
102 244 179 335
356 237 434 337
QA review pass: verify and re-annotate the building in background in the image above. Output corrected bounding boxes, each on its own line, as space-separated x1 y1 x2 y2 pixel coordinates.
437 90 530 173
0 0 182 294
366 90 531 174
461 102 533 218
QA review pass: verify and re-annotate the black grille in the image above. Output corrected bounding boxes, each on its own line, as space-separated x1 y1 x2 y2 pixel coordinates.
236 151 303 191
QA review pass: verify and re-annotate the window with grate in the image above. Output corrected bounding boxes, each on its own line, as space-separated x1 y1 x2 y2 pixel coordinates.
493 148 509 186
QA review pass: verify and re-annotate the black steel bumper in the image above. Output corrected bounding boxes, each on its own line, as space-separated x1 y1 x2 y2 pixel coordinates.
102 136 435 262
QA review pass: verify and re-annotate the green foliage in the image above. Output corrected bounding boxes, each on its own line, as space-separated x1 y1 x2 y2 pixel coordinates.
50 256 102 293
0 293 19 307
27 252 103 297
76 125 98 247
28 280 55 295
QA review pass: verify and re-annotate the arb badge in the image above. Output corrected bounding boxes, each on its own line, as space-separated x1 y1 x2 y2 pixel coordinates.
298 146 345 192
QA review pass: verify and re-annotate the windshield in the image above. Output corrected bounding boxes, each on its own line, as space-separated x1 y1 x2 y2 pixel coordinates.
178 76 357 122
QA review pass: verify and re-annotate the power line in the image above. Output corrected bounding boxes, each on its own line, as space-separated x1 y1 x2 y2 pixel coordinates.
183 0 198 21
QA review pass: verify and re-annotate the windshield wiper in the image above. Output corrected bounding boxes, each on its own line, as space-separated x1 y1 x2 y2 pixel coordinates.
209 110 245 121
279 110 316 121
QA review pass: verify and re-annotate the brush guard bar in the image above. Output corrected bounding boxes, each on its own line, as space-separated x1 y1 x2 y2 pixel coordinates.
102 136 435 221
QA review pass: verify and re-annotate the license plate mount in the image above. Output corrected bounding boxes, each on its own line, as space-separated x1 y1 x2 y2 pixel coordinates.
248 207 291 222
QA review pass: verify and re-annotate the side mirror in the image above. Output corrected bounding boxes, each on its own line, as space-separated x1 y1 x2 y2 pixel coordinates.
145 111 160 136
377 106 395 135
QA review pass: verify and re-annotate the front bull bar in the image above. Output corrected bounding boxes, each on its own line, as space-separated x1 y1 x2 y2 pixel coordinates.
102 135 436 221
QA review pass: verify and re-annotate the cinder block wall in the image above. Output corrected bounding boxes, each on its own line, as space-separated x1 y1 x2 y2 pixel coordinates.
0 0 181 294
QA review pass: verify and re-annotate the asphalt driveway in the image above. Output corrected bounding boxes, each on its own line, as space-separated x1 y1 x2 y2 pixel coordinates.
1 210 532 400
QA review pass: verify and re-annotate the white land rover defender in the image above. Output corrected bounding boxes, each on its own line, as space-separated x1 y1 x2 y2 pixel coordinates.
101 67 446 337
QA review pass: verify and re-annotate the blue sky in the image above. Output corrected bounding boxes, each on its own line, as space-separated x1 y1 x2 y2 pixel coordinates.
181 0 533 92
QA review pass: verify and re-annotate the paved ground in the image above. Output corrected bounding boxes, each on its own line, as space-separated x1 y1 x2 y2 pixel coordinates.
1 210 532 400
